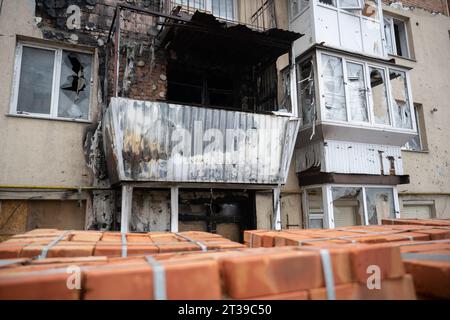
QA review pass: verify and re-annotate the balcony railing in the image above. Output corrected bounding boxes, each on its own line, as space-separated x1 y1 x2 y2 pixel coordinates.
162 0 277 30
103 98 300 185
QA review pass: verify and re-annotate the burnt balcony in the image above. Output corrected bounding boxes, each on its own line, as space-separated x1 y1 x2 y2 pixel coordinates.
104 3 302 186
103 97 299 185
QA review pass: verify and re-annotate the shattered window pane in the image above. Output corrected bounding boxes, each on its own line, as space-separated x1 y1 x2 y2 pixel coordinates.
58 50 92 120
365 188 395 225
17 46 55 115
362 0 379 19
322 54 347 121
346 62 368 122
332 187 364 227
390 69 412 129
404 105 422 151
384 17 395 55
297 60 315 125
369 67 390 125
280 67 292 112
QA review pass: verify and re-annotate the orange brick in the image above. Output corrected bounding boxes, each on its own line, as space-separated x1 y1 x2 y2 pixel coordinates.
221 251 323 299
0 270 80 300
404 259 450 299
349 244 405 283
71 232 103 242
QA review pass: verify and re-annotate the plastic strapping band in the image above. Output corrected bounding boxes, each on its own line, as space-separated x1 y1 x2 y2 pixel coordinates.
0 259 25 267
38 230 71 260
249 233 254 248
319 249 336 300
402 253 450 262
176 233 207 252
145 256 167 300
121 233 127 258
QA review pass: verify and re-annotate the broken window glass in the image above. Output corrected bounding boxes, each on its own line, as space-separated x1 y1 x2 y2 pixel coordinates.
365 188 395 225
390 69 412 129
280 67 292 112
297 59 315 125
346 62 368 122
322 54 347 121
58 50 92 120
362 0 379 19
369 67 390 125
17 46 55 115
384 17 395 55
332 187 364 227
404 105 422 151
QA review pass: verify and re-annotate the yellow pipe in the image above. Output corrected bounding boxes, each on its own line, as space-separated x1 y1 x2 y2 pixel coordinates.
0 185 107 190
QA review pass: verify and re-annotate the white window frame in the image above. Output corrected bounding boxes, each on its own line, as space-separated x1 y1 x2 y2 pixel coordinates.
403 104 424 151
10 41 94 122
316 50 417 133
383 14 410 58
302 184 400 229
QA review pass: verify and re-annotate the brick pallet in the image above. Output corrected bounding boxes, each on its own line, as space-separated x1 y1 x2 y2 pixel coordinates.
382 218 450 227
0 229 245 259
244 223 450 299
0 243 415 300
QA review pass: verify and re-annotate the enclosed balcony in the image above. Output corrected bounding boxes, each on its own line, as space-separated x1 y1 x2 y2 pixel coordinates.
290 0 386 59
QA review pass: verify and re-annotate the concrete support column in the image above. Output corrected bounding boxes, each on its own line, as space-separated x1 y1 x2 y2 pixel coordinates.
120 185 133 233
170 186 179 233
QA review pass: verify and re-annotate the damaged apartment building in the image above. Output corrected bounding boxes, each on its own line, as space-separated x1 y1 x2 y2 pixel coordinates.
0 0 449 241
0 0 302 241
288 0 450 228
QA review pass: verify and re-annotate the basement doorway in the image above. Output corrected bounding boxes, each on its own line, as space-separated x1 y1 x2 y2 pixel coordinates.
178 189 256 243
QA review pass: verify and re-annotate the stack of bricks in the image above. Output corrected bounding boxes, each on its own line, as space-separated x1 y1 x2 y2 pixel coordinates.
0 229 244 260
244 220 450 299
0 244 415 300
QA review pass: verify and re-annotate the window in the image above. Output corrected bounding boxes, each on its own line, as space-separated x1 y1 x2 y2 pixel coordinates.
404 104 425 151
384 15 410 58
346 62 368 122
332 187 364 227
305 188 325 229
303 185 399 229
319 52 415 130
322 54 346 121
402 200 435 219
369 66 390 125
175 0 236 20
297 59 315 125
365 188 395 225
11 42 93 121
390 69 412 129
290 0 309 19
